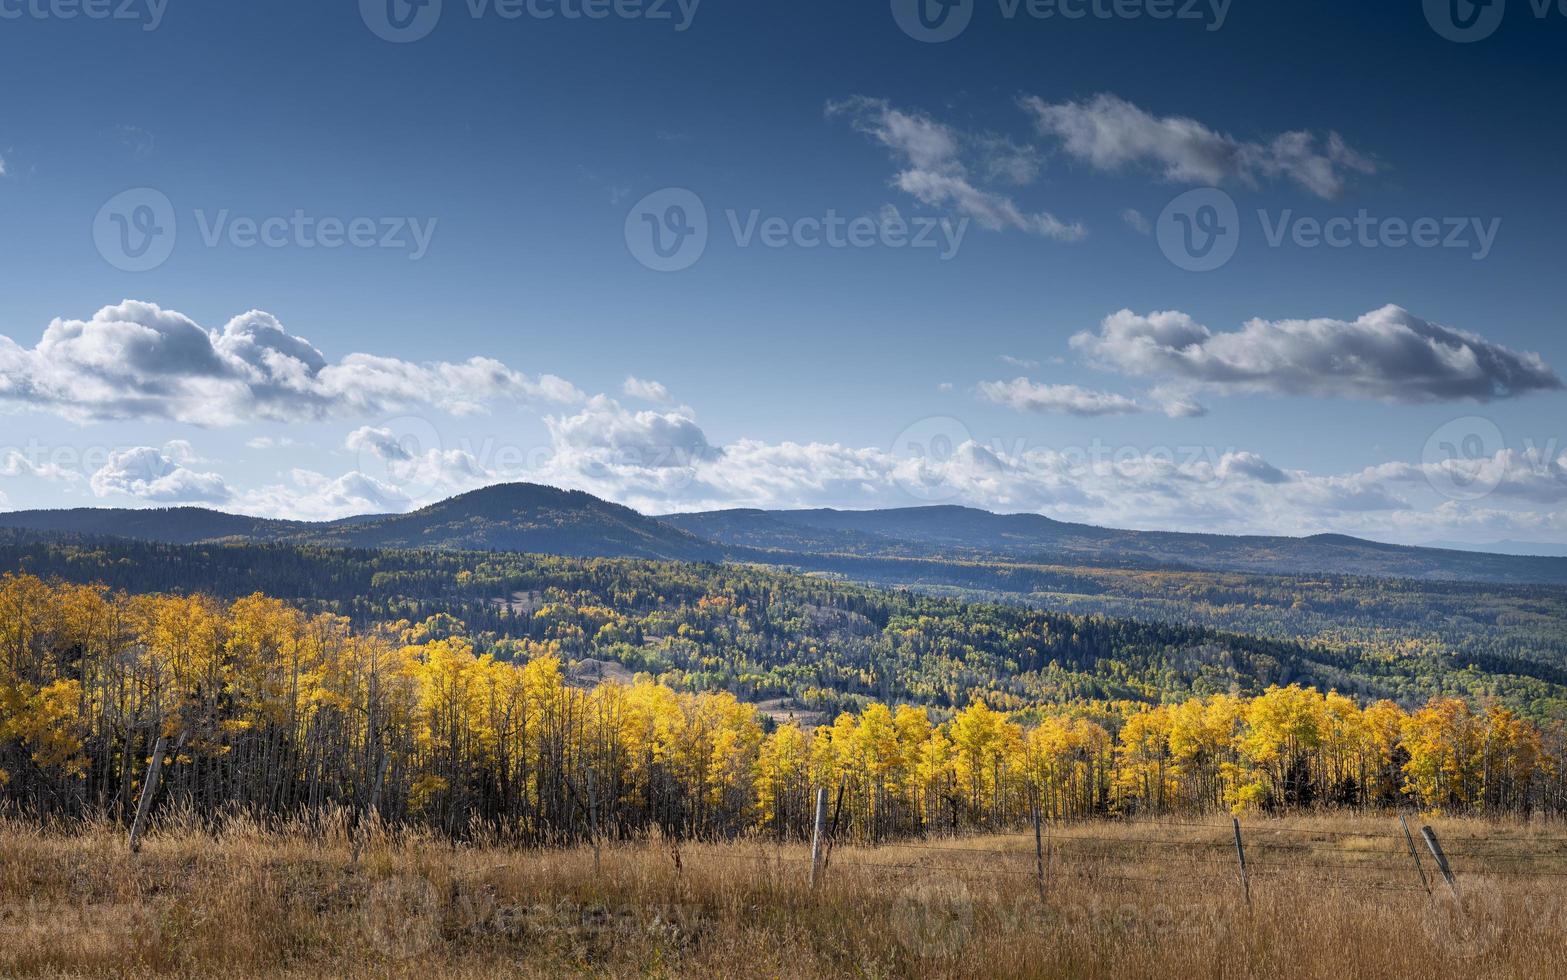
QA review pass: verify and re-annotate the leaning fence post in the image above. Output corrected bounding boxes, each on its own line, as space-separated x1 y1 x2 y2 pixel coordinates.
808 787 828 889
1399 815 1433 897
1421 825 1461 899
1031 791 1047 902
1232 817 1251 907
128 734 168 854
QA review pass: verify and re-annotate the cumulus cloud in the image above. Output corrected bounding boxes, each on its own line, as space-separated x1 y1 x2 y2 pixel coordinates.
623 376 673 404
545 397 719 469
346 424 489 490
90 444 231 503
0 300 585 425
827 97 1086 241
978 379 1146 417
1023 94 1378 199
1071 305 1562 403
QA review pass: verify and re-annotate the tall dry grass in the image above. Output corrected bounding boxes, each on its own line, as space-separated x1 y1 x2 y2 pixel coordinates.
0 810 1563 978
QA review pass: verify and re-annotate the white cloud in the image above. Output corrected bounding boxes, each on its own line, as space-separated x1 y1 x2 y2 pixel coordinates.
999 355 1039 370
1216 451 1290 486
237 470 411 522
623 376 673 404
828 97 1086 241
1 450 82 484
90 444 231 503
1149 386 1209 419
1023 94 1378 199
545 396 718 469
978 379 1146 417
978 378 1207 419
1121 208 1152 235
1071 305 1562 403
977 136 1043 186
1360 447 1567 505
0 300 585 425
346 424 489 487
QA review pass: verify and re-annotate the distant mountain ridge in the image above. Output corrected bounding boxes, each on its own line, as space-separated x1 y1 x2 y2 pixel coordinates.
0 484 720 562
1 482 1565 585
665 505 1567 584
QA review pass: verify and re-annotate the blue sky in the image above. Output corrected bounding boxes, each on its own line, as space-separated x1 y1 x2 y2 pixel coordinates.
1 0 1565 547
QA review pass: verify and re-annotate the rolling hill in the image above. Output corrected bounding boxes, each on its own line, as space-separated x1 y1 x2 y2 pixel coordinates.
0 484 720 562
2 483 1565 584
663 506 1567 585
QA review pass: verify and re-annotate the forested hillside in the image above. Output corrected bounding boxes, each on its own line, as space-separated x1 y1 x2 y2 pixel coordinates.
3 482 1565 584
665 504 1567 584
1 530 1563 723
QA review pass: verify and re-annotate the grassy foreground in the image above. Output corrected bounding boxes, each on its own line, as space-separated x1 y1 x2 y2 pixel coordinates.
1 813 1564 979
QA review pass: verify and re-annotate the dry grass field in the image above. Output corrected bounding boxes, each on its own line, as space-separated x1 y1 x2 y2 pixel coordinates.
1 811 1564 979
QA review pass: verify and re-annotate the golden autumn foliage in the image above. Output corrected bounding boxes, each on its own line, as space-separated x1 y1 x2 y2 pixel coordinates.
0 573 1563 841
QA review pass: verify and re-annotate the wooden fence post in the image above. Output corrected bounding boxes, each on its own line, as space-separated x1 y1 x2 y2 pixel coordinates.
1031 789 1047 902
1232 817 1251 907
1399 815 1433 897
1421 826 1461 899
129 730 184 854
809 788 828 890
128 734 168 854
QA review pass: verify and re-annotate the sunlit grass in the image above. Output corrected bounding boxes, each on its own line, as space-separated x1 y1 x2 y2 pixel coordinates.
1 811 1563 978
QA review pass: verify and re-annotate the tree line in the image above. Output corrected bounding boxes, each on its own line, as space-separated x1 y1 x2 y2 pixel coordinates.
2 574 1564 842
